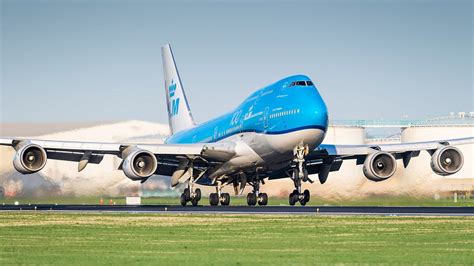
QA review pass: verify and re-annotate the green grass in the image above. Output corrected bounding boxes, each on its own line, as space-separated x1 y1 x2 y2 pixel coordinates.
2 195 474 207
0 212 473 264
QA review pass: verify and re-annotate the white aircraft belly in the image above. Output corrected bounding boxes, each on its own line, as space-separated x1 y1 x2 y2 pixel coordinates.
215 128 325 175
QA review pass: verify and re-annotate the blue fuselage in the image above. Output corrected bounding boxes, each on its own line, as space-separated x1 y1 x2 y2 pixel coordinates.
165 75 328 146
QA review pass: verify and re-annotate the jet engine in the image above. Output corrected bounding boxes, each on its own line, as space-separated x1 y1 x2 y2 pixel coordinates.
13 142 48 174
363 151 397 182
430 146 464 176
122 147 158 181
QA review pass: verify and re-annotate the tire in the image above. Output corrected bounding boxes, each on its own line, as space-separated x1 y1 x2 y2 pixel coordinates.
220 193 230 206
299 198 307 206
183 188 191 201
258 193 268 206
289 192 296 206
209 193 219 206
303 189 310 203
195 188 202 201
191 197 199 206
180 193 187 206
290 193 300 206
247 192 257 206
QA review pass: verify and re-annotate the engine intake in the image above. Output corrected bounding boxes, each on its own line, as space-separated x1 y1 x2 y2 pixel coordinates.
122 147 157 181
363 151 397 182
430 146 463 176
13 142 47 174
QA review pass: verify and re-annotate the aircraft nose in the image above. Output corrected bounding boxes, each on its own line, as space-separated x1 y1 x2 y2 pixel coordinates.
313 106 329 129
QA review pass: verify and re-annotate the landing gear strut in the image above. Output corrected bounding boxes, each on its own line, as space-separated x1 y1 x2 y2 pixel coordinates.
289 142 312 206
246 173 268 206
209 181 230 206
180 161 201 206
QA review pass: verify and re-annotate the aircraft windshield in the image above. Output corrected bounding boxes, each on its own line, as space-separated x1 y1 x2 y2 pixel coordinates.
289 81 314 87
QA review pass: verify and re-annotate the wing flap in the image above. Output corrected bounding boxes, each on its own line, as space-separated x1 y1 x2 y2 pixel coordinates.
46 151 104 164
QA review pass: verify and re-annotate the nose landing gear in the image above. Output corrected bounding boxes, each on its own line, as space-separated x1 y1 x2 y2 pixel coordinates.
289 142 313 206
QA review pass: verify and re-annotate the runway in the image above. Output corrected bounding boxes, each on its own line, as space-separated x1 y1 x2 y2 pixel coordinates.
1 204 473 216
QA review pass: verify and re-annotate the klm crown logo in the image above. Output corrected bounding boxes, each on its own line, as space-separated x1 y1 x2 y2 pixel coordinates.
169 80 179 116
169 80 177 97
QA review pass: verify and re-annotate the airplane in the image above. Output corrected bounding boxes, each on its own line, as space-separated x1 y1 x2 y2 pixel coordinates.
1 44 472 206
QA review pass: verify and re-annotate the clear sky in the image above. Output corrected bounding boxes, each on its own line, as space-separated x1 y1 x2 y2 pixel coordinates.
1 0 472 124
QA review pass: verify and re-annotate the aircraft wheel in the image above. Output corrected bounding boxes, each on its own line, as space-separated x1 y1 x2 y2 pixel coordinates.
258 193 268 206
247 192 257 206
220 193 230 206
195 188 202 201
209 193 219 206
289 192 297 206
191 197 199 206
303 189 310 203
183 188 191 201
180 193 187 206
299 197 307 206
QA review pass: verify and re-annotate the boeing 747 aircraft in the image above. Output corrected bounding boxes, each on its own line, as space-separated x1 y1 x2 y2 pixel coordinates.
1 44 472 206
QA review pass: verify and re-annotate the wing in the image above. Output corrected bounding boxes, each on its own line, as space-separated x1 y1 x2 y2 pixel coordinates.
305 137 474 184
0 137 235 182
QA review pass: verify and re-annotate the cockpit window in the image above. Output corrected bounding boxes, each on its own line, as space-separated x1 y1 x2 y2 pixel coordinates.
289 80 314 87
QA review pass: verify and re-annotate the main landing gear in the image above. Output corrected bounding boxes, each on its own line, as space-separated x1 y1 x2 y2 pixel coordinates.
246 175 268 206
180 161 202 206
180 187 201 206
209 181 231 206
289 142 313 206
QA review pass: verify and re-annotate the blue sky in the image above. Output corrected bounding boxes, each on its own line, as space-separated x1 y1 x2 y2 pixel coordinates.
1 0 472 123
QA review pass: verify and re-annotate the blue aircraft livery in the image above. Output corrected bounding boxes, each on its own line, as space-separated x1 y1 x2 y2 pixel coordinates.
0 43 470 207
169 79 176 97
168 80 180 116
165 75 329 144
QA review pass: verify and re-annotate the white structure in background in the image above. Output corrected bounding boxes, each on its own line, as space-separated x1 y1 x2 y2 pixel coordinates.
126 196 141 205
322 125 365 145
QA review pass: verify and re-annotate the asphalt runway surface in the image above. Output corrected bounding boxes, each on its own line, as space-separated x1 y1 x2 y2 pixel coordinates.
1 204 473 216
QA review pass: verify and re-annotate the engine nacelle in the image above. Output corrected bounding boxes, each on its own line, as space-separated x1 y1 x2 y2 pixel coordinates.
13 142 47 174
430 146 464 176
363 151 397 182
122 147 158 181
